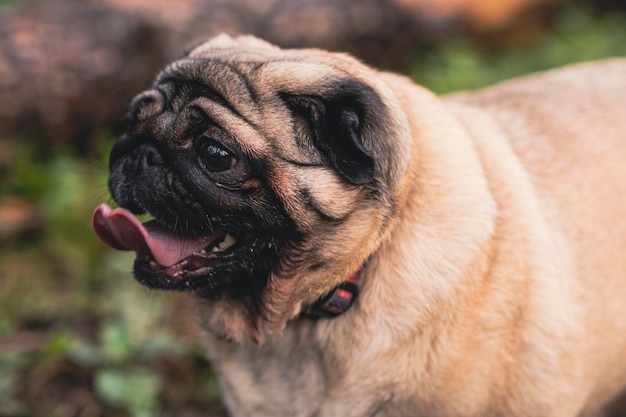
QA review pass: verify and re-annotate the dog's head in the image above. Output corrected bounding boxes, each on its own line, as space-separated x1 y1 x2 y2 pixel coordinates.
93 35 412 340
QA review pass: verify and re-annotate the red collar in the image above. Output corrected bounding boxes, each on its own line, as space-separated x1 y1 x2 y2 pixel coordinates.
300 264 365 318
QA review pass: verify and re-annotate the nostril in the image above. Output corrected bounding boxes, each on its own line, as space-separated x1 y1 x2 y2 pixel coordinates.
140 144 165 169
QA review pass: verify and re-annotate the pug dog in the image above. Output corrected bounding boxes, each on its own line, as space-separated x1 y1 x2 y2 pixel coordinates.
92 34 626 417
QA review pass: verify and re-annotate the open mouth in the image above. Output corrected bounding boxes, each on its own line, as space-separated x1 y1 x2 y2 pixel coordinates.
92 203 263 291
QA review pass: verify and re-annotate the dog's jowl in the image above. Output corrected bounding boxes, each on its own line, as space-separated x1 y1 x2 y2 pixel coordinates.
93 34 626 417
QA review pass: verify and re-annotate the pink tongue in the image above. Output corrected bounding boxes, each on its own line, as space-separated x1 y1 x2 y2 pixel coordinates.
92 203 215 267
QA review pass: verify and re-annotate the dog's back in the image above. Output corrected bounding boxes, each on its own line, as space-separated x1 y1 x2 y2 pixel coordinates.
446 59 626 414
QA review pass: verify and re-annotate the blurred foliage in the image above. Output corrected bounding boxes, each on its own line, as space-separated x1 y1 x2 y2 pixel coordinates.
411 6 626 93
0 0 23 6
0 135 223 416
0 3 625 417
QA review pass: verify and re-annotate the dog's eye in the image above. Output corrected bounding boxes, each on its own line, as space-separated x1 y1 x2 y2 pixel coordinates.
198 138 237 172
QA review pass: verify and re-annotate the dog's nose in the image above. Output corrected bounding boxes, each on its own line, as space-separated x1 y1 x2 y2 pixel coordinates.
138 143 165 170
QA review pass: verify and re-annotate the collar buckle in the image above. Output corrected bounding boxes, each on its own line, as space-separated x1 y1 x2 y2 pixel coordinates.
300 269 362 319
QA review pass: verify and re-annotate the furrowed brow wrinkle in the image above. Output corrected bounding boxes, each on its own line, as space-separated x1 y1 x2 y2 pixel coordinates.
158 57 266 127
163 77 256 127
276 156 325 168
298 187 351 223
199 59 258 102
195 59 259 116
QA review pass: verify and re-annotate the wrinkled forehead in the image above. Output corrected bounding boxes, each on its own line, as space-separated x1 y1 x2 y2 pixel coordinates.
157 43 362 100
146 51 363 141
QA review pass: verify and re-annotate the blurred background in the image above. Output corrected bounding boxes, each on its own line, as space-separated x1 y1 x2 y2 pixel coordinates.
0 0 625 416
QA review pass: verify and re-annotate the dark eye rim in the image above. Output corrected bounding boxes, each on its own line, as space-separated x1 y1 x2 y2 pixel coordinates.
197 136 238 173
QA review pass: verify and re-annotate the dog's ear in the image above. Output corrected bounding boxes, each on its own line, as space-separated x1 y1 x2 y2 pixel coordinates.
281 82 376 185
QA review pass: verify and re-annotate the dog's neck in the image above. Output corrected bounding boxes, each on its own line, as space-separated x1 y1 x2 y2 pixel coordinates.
300 265 364 318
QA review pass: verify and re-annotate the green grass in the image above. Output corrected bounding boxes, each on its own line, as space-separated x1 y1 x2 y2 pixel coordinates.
410 7 626 93
0 139 224 416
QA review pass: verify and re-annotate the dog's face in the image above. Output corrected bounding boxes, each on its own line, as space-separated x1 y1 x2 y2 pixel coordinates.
93 35 411 339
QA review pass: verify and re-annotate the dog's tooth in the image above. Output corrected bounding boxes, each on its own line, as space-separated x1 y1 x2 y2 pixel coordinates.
217 234 237 251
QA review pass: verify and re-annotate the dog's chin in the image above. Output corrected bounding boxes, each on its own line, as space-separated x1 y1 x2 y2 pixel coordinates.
132 235 275 294
92 203 278 300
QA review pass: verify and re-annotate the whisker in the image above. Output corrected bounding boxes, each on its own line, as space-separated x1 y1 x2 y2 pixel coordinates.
205 214 214 233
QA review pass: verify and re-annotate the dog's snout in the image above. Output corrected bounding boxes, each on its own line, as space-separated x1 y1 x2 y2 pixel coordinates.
129 90 165 122
138 144 165 169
